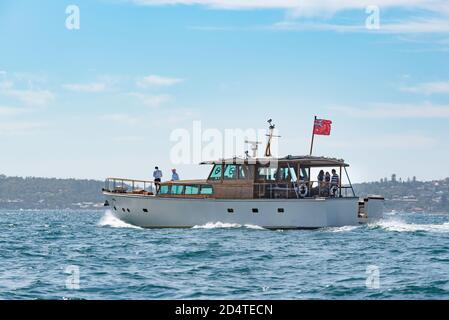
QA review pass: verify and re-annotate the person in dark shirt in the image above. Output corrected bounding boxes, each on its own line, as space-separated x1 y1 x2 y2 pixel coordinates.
317 170 325 196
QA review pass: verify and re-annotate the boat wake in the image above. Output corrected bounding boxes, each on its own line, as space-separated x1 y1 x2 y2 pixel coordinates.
97 210 142 229
369 218 449 233
192 221 265 230
325 225 360 233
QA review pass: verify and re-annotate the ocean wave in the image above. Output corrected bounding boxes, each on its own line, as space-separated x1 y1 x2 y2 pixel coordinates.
192 221 265 230
369 218 449 233
97 210 141 229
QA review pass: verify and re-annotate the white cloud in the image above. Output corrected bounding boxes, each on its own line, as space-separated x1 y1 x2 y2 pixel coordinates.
134 1 449 34
133 0 295 9
372 133 437 149
3 88 54 106
0 80 54 106
136 75 183 87
0 106 25 116
0 122 44 136
132 0 448 15
129 92 172 107
113 136 145 143
379 18 449 34
99 114 141 125
271 17 449 34
62 82 107 93
319 132 437 150
0 80 13 90
330 103 449 118
400 81 449 94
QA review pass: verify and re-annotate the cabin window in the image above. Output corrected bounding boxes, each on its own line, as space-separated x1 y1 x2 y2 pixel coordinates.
209 164 223 180
185 185 200 195
159 185 170 194
257 166 277 181
200 185 214 195
223 164 238 180
171 185 185 195
238 165 250 179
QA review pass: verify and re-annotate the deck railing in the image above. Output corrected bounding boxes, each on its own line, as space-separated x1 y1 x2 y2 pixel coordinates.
103 177 155 195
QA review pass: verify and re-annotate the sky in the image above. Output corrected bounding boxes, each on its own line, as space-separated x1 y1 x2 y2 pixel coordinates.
0 0 449 183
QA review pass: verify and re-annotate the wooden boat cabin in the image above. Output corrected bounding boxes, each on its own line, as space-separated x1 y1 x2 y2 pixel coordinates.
157 155 356 200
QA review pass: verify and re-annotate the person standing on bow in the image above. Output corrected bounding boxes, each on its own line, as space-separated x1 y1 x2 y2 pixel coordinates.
153 166 163 192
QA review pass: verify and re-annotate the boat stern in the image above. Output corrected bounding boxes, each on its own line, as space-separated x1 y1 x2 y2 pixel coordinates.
358 195 384 223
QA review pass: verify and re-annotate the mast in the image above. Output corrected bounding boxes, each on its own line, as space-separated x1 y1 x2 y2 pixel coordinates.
309 115 317 156
264 119 281 157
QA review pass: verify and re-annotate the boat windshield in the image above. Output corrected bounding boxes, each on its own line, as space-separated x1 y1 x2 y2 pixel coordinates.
223 164 238 180
209 164 222 180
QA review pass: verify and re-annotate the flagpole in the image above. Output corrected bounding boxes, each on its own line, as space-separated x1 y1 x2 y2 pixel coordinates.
309 115 316 156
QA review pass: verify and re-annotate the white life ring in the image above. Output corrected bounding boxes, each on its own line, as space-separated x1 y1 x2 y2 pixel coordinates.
297 183 308 197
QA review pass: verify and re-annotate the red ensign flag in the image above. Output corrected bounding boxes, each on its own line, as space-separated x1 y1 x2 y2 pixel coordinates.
313 118 332 135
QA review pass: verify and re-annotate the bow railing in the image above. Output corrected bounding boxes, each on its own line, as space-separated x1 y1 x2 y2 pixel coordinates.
103 177 155 195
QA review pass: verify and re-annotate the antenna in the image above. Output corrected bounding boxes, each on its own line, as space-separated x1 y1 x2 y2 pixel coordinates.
245 140 262 158
265 119 281 157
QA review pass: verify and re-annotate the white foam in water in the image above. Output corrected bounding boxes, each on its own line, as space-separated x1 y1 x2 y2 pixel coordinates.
98 210 142 229
243 224 265 230
192 221 265 230
326 225 360 233
370 218 449 233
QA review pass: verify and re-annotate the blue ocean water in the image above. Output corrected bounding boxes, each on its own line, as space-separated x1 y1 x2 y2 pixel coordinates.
1 209 449 300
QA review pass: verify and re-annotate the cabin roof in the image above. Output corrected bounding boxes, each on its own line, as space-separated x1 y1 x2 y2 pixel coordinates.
200 155 349 167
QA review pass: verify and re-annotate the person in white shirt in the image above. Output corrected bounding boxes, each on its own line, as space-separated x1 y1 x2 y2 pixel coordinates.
153 166 163 191
171 168 180 181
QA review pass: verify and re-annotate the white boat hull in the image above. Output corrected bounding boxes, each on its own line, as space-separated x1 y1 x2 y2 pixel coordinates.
104 192 384 229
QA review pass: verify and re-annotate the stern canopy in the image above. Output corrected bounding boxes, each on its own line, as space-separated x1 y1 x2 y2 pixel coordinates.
199 155 349 167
